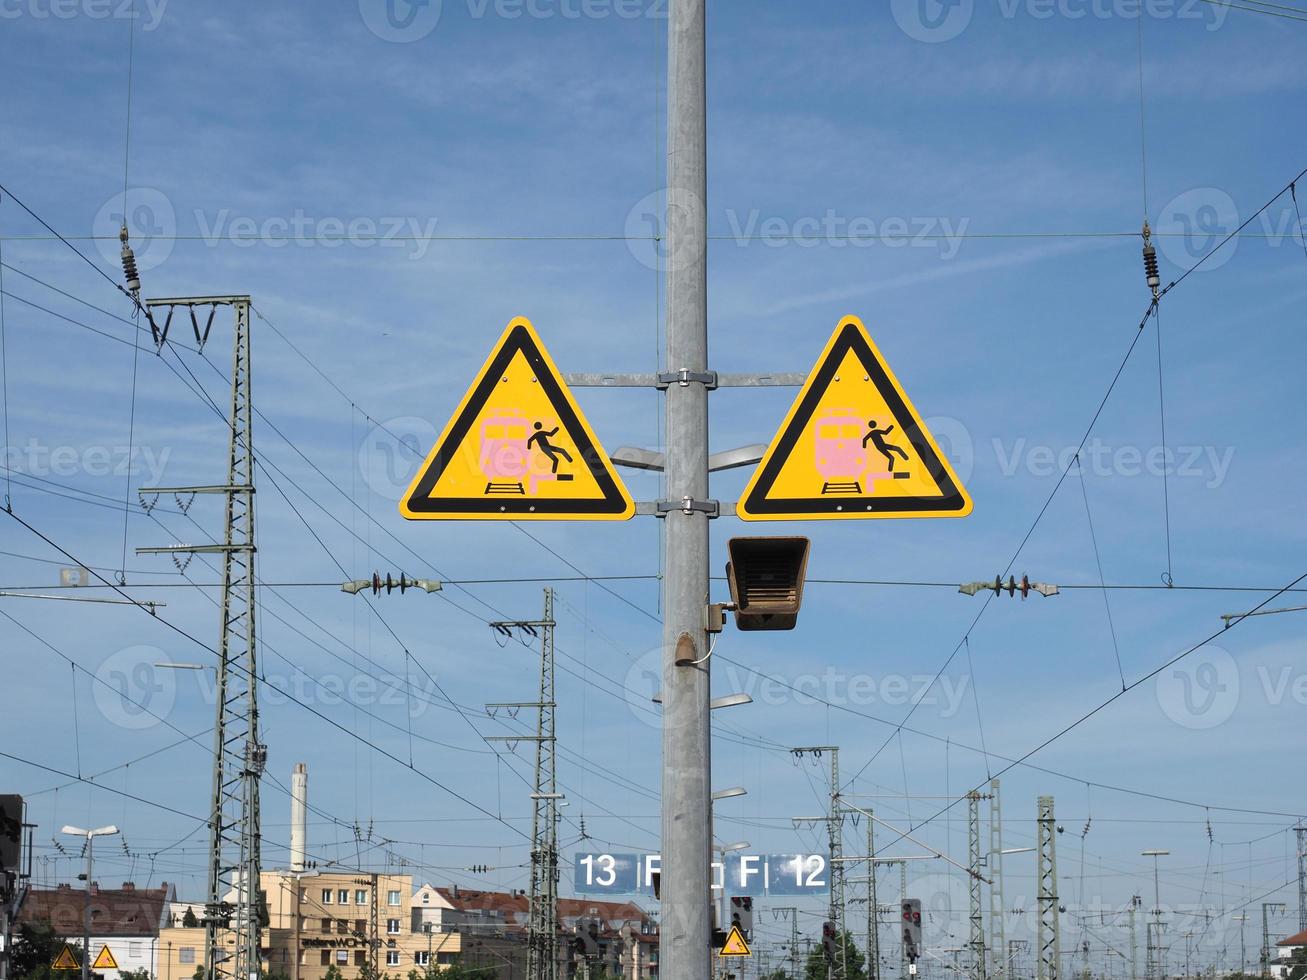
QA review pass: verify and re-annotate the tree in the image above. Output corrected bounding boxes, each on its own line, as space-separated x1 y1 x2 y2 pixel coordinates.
10 921 81 980
804 929 868 980
181 907 200 929
119 969 153 980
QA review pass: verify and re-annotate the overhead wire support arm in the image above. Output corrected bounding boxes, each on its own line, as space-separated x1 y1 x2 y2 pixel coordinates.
841 802 991 884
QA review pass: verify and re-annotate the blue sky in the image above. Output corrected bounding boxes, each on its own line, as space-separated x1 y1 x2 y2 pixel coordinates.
2 0 1306 970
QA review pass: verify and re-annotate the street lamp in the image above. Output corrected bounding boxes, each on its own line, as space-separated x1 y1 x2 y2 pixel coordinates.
61 824 119 980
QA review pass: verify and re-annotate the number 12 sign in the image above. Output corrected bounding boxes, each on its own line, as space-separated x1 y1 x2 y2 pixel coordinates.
574 853 829 897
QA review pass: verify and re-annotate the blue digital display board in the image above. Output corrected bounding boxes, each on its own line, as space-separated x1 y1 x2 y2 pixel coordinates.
572 853 829 897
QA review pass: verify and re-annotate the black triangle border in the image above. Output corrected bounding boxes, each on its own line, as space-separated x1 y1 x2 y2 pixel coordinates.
403 324 630 516
742 321 967 516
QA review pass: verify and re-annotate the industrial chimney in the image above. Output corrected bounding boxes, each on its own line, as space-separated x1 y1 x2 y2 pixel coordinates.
290 763 307 872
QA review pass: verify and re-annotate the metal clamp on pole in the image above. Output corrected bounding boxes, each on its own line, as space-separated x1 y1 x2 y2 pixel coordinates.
655 496 720 518
656 369 719 390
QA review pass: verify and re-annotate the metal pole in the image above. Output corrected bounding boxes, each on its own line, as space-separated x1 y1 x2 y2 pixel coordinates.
1129 897 1140 980
1038 796 1061 980
969 792 986 980
83 834 92 980
1297 827 1307 934
869 818 879 980
901 861 909 980
989 780 1006 980
660 0 711 977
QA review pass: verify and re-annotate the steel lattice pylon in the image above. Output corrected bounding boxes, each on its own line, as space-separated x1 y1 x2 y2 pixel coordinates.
1037 796 1060 980
793 747 843 980
1296 826 1307 933
988 779 1007 980
138 296 263 980
528 590 558 980
487 591 557 980
969 791 987 980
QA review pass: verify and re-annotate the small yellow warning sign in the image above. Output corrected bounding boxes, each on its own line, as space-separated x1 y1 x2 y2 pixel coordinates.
400 317 634 521
92 945 119 970
51 944 80 970
738 315 972 521
718 924 752 958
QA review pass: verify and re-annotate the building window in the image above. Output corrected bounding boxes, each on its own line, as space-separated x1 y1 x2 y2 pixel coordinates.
299 889 307 902
128 943 141 958
320 951 331 967
388 890 401 906
422 893 429 905
320 918 332 932
322 889 333 904
415 953 430 967
355 889 368 905
337 889 349 905
353 951 365 967
387 918 401 934
355 919 366 934
179 948 196 965
386 951 401 967
336 920 348 934
335 951 348 965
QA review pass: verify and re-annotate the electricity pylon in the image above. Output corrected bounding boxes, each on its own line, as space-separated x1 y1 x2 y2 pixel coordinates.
989 779 1008 980
1297 825 1307 933
794 747 844 980
969 790 992 980
1038 796 1061 980
487 591 558 980
138 296 264 980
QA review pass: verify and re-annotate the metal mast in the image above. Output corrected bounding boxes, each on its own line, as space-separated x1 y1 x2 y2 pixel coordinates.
901 860 909 980
486 591 558 980
868 816 880 980
139 296 263 980
660 0 712 976
1038 796 1061 980
1297 826 1307 933
795 747 844 979
989 779 1007 980
1129 896 1141 980
969 791 987 980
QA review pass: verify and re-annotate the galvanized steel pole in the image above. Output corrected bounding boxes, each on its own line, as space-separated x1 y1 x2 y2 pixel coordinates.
660 0 711 977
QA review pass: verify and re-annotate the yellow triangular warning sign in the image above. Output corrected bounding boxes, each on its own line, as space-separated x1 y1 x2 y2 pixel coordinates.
92 945 119 970
738 316 972 521
51 944 80 970
718 924 752 957
400 317 635 521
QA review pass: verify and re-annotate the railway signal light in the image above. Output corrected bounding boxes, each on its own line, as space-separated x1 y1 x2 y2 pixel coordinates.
902 898 922 962
822 920 837 962
724 536 810 631
729 896 753 941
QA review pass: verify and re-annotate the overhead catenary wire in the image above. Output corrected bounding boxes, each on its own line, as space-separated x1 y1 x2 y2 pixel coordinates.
841 161 1307 797
4 507 534 845
1075 453 1126 690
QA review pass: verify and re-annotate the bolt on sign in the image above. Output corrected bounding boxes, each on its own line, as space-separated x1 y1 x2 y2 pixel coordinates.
738 315 972 520
400 317 634 521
